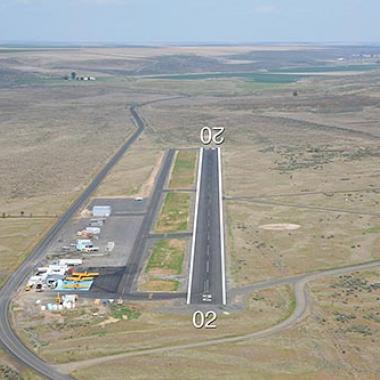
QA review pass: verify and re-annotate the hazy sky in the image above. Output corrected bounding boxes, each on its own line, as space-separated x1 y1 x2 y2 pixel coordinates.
0 0 379 44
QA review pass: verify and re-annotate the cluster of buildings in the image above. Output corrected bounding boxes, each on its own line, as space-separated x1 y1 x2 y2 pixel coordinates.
64 72 96 81
75 205 112 253
25 258 95 292
25 259 99 292
76 76 96 81
39 294 77 311
25 205 113 295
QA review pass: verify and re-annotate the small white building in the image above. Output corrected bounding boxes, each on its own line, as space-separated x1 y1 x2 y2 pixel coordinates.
63 294 77 309
47 265 67 276
76 239 93 251
85 226 101 235
58 259 82 266
92 205 111 217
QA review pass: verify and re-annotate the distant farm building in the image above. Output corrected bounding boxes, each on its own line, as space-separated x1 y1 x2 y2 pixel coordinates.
78 76 96 81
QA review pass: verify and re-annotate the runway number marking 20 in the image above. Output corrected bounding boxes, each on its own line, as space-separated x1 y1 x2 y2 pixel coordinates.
192 310 217 329
200 127 225 145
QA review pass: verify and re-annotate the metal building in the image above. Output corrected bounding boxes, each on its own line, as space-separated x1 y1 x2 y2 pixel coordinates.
92 205 111 217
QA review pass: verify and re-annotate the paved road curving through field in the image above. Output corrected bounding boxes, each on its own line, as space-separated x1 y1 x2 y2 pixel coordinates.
57 259 380 374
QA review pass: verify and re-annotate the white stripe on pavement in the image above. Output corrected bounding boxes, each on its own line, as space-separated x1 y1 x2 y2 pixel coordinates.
217 147 227 305
186 148 204 304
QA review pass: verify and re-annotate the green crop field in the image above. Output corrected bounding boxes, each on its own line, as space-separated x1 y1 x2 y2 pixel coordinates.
153 71 301 83
276 63 380 73
365 226 380 234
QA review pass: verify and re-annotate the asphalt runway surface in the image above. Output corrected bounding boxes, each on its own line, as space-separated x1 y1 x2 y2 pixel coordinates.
188 148 226 305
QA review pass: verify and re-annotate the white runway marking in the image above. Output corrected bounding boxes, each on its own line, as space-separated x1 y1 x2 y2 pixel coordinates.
217 147 227 305
186 148 203 304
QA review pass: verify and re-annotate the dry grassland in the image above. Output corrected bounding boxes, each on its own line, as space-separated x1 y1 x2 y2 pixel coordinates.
227 201 380 286
13 285 292 367
139 239 187 292
155 192 192 233
0 219 52 287
139 279 179 292
71 270 380 380
168 150 197 190
96 134 164 198
0 348 42 380
138 74 380 289
0 86 141 215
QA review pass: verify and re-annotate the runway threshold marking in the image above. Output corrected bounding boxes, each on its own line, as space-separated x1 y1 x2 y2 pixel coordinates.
186 148 203 304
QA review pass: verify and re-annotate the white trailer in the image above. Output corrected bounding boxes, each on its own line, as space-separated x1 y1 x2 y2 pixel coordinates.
58 259 82 266
85 227 101 235
90 219 105 227
47 265 68 276
92 205 111 217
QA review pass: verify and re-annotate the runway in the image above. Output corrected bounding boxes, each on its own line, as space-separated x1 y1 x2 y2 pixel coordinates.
187 147 226 305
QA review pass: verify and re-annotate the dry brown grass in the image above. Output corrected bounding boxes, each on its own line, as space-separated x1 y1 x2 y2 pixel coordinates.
155 192 192 233
0 219 52 286
13 285 292 367
0 348 43 380
168 150 197 189
69 270 380 380
96 134 164 198
139 279 179 292
227 200 380 286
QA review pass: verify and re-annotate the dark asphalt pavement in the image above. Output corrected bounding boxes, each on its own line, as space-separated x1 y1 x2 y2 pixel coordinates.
189 148 226 305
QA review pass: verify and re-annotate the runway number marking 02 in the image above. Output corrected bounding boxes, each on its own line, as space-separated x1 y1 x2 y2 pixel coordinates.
192 310 217 329
200 127 225 145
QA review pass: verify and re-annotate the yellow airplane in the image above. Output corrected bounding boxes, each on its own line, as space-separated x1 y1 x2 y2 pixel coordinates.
66 276 94 282
63 282 91 289
66 272 99 281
